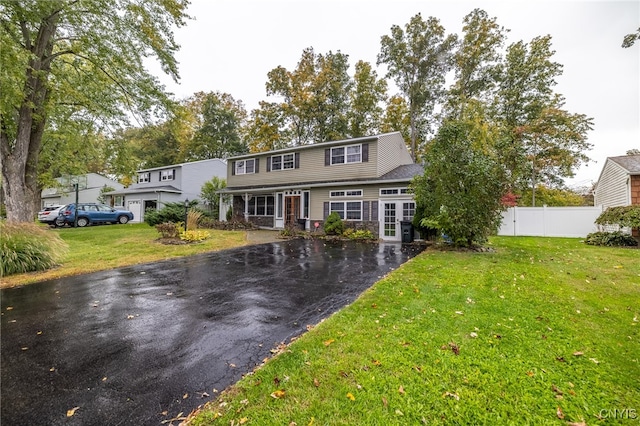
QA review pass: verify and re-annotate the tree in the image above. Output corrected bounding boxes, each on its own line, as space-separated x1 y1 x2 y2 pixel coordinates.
492 35 593 195
200 176 227 219
264 47 353 145
0 0 189 222
347 60 387 137
245 101 288 153
412 105 507 247
517 185 588 207
378 13 457 161
622 28 640 48
447 9 507 115
380 95 411 148
185 92 248 160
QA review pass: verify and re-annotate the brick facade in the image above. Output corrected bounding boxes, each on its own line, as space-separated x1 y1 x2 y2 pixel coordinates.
631 175 640 205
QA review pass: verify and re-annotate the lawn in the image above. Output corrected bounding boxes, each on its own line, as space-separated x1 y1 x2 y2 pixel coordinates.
0 223 247 288
187 237 639 425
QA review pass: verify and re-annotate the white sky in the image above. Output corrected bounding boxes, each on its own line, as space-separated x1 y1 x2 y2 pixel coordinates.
153 0 640 187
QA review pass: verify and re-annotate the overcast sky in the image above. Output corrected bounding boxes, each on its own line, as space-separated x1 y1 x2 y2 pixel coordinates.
153 0 639 187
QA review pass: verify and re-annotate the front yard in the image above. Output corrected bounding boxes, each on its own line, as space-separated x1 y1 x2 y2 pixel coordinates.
187 237 639 425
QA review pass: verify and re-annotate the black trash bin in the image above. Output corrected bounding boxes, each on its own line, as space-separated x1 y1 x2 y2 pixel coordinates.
400 221 414 243
296 218 306 230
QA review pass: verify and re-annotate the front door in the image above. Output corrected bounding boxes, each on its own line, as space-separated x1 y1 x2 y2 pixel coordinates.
379 200 416 241
285 196 301 227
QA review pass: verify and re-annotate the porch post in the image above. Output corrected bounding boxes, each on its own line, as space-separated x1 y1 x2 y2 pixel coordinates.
244 192 249 221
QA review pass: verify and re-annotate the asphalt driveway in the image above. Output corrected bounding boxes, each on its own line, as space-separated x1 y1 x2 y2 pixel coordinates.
1 239 423 425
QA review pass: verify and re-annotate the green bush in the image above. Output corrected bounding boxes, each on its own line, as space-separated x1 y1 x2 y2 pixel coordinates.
595 205 640 228
585 231 638 247
144 201 200 227
324 212 345 235
344 229 376 240
0 221 68 276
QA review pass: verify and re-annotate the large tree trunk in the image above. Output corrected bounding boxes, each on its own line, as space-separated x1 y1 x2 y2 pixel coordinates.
0 10 59 222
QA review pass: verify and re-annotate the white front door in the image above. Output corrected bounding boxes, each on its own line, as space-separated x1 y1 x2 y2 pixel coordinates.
379 200 416 241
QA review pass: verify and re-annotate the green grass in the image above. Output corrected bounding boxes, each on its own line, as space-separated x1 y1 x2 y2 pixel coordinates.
187 237 639 425
0 223 246 287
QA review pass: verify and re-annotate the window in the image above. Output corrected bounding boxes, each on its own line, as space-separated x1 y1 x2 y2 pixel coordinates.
270 153 296 171
138 172 150 183
161 169 175 181
330 144 362 165
380 187 409 196
330 189 362 197
114 196 124 207
403 202 416 221
248 195 275 216
235 159 256 175
329 201 362 220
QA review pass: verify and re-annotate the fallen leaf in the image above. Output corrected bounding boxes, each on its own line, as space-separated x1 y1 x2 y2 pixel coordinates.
449 342 460 355
270 389 285 399
526 371 534 377
398 385 405 395
67 407 80 417
36 331 43 335
382 396 388 407
21 347 28 351
455 311 464 315
229 363 236 368
589 358 600 364
126 315 135 319
572 351 584 356
274 377 280 385
313 378 320 387
443 391 460 400
395 409 404 416
372 359 381 366
469 332 478 338
239 417 248 424
183 393 189 399
551 385 563 396
323 339 335 346
556 406 564 419
346 392 355 401
102 377 107 382
6 307 13 311
567 421 587 426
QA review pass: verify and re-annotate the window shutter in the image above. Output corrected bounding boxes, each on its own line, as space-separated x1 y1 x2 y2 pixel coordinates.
159 171 162 180
254 159 259 173
363 201 370 221
231 161 236 176
324 149 330 166
362 143 369 162
172 169 176 179
323 202 329 219
295 153 300 169
267 157 271 172
371 201 378 221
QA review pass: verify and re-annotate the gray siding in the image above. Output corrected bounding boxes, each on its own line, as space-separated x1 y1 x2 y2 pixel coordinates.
594 160 630 208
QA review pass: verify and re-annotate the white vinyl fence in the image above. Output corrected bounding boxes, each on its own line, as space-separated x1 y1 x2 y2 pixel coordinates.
498 206 603 238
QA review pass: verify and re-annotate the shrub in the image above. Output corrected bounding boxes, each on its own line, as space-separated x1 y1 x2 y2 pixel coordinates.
344 229 376 240
180 230 210 243
595 205 640 229
155 222 181 239
226 206 233 221
0 221 68 276
585 231 638 247
144 201 201 227
324 212 344 235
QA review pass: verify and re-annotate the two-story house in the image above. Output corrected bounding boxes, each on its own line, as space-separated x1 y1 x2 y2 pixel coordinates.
106 158 227 222
222 132 423 241
41 173 125 208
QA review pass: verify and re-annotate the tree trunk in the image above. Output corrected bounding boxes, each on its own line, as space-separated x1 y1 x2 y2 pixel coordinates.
1 9 59 222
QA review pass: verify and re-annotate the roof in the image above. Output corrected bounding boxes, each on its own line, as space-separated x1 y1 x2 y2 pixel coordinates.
137 158 226 173
608 155 640 174
227 132 401 160
222 164 423 193
104 185 181 196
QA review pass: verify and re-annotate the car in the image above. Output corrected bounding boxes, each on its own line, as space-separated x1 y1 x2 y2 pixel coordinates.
37 205 64 226
55 203 134 227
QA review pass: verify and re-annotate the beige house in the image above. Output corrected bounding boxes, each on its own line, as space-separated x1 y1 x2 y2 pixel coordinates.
222 132 423 241
594 154 640 208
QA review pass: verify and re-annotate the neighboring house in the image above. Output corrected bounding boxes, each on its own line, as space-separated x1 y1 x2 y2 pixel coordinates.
105 158 227 223
593 154 640 237
221 132 423 241
594 154 640 208
41 173 124 208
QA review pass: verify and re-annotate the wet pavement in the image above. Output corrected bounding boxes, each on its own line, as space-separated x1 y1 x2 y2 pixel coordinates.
1 239 423 425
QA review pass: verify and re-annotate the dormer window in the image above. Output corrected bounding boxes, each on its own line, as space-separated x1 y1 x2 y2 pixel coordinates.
328 143 364 165
235 159 256 175
160 169 175 181
138 172 150 183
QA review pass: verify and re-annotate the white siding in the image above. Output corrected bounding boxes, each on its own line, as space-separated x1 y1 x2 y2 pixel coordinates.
594 160 630 208
377 133 413 176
